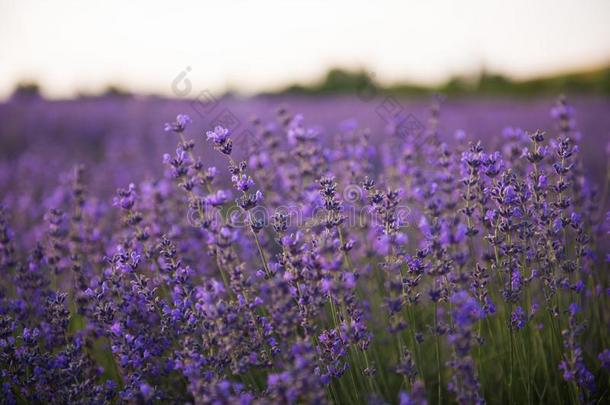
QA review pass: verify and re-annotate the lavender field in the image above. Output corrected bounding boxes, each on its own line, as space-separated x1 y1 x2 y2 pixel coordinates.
0 95 609 404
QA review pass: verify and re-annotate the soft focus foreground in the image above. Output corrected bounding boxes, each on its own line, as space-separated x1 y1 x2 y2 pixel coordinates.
0 96 609 404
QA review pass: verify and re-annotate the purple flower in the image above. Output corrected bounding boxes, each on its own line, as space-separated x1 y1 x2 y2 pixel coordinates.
398 380 428 405
164 114 192 133
206 126 230 144
205 125 233 155
568 302 580 316
110 322 122 336
450 291 483 328
598 349 610 370
511 306 526 330
139 383 153 399
204 189 230 207
484 209 497 223
232 174 254 191
537 175 547 188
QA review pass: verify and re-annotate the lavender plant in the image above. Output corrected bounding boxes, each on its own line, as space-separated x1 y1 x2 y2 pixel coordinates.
0 96 608 404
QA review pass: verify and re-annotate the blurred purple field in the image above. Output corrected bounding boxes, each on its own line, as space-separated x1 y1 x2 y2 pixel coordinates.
2 96 609 200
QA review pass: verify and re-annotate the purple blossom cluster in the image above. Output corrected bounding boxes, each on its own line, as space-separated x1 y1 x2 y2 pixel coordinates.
0 96 608 404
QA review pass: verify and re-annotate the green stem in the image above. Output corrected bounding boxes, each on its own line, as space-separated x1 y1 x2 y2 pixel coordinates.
434 303 442 405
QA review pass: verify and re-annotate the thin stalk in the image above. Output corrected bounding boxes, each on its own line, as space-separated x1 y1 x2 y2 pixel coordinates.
434 302 442 405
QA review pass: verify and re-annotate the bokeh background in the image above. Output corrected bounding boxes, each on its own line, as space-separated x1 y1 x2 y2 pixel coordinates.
2 0 610 98
1 0 609 207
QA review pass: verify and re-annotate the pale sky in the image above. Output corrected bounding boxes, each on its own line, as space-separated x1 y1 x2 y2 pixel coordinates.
1 0 610 99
